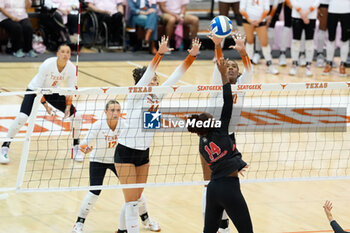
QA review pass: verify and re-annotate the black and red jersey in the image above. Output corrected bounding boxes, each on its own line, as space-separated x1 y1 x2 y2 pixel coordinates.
199 83 247 180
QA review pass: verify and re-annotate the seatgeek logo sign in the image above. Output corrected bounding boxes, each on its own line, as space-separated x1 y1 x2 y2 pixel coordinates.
143 110 221 130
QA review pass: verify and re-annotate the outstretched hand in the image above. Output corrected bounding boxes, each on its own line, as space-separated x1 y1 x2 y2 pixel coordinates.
229 31 246 52
82 146 93 154
207 32 223 46
216 57 228 79
158 35 173 55
64 106 71 119
239 164 249 177
323 200 334 222
43 103 54 116
188 37 201 57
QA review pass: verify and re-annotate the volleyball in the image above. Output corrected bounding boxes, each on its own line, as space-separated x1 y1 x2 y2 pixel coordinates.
210 15 232 38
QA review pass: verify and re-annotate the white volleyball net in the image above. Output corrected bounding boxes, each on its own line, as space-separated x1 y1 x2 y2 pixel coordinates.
0 82 349 193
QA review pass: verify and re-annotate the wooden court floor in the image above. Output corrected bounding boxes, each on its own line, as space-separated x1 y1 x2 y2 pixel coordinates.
0 57 349 233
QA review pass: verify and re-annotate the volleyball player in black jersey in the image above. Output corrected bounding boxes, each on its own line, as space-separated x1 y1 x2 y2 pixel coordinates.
187 58 253 233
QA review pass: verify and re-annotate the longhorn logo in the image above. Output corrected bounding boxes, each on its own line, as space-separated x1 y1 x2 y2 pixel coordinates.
101 88 109 93
280 84 287 89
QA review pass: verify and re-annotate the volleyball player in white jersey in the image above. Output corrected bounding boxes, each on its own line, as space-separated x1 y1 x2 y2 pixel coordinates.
0 44 83 164
288 0 319 76
316 0 330 67
240 0 279 75
252 0 281 65
72 100 160 233
203 32 252 233
114 36 201 233
322 0 349 76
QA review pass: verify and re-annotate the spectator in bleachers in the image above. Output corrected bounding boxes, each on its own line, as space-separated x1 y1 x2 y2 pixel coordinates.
158 0 199 49
45 0 80 41
86 0 124 46
41 0 71 48
0 0 37 57
128 0 158 54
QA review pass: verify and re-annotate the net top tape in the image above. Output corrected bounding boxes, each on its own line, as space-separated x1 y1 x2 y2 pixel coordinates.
0 82 348 96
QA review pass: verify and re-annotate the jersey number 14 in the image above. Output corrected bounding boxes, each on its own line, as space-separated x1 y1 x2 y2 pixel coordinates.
204 142 221 161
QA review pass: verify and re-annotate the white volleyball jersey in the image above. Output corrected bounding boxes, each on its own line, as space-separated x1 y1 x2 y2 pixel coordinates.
319 0 330 5
118 53 196 150
328 0 350 13
210 49 252 133
240 0 270 21
27 57 76 89
290 0 319 19
81 118 122 164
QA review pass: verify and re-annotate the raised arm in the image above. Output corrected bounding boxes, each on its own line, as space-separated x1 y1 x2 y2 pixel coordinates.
323 201 348 233
162 38 201 86
136 36 172 87
208 33 224 85
217 58 232 133
229 32 252 84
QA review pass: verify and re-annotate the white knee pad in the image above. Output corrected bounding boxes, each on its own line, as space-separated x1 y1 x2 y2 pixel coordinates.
7 112 28 138
291 40 301 62
340 40 349 63
138 193 147 216
119 203 127 231
300 31 306 52
78 191 98 219
125 201 139 233
268 27 274 49
262 45 272 62
280 27 291 51
305 40 314 63
326 41 335 62
317 30 327 53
